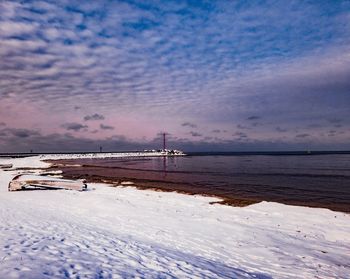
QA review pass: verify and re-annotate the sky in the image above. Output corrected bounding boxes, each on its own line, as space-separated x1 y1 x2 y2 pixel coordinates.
0 0 350 152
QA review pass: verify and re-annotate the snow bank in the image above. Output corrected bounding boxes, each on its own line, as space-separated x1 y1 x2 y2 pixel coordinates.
0 156 349 278
37 151 184 161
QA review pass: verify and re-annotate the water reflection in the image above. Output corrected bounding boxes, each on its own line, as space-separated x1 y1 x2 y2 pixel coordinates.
159 156 179 178
163 156 167 178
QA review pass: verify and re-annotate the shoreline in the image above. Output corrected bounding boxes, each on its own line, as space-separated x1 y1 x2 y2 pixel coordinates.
44 158 350 213
46 162 258 208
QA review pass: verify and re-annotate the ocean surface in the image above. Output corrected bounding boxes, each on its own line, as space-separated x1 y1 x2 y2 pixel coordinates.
57 153 350 212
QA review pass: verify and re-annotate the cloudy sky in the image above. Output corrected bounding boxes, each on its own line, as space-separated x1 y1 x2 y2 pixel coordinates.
1 0 350 152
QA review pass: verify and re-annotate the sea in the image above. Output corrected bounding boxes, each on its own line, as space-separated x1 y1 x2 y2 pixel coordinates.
55 152 350 213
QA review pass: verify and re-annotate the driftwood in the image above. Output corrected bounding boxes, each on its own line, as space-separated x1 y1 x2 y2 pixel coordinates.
9 174 87 191
0 164 13 169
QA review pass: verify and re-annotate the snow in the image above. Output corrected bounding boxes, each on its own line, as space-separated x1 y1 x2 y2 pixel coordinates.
0 156 349 278
12 174 81 183
38 151 184 160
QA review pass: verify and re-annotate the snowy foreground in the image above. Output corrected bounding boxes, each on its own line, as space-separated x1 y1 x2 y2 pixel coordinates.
0 155 349 279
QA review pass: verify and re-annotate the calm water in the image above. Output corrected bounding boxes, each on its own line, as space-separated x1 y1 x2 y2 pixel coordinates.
59 154 350 212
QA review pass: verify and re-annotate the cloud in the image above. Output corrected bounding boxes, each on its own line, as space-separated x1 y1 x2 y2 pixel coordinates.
1 125 349 153
182 122 197 128
84 113 105 121
0 21 38 37
190 131 202 137
61 123 88 132
0 1 349 151
1 128 40 138
0 122 6 127
307 124 322 128
251 122 262 127
236 124 250 130
276 127 287 133
0 129 144 153
296 133 310 138
233 131 248 138
212 129 221 133
11 130 39 138
247 116 260 121
327 118 342 124
100 124 114 130
327 130 344 137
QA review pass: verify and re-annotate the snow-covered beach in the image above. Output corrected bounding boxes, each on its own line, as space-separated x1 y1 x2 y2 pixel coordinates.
0 154 349 278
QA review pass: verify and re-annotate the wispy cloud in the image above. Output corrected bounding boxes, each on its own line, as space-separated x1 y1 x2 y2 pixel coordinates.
100 124 114 130
276 127 287 133
1 128 40 138
327 118 342 124
62 123 88 132
237 125 250 130
247 116 260 121
190 131 202 137
233 131 248 139
182 122 197 128
84 114 105 121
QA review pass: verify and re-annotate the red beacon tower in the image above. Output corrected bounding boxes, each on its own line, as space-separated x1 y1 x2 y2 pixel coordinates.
163 132 166 151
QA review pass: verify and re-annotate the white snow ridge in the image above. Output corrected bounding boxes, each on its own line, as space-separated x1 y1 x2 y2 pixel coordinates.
0 155 349 279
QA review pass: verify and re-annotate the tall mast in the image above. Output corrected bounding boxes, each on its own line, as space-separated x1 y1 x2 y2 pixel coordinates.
163 132 166 150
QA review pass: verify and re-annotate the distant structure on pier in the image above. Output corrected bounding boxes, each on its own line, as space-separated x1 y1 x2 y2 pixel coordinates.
162 132 168 151
143 132 185 156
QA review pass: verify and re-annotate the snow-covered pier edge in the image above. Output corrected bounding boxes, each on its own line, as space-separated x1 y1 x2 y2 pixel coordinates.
0 155 349 278
0 150 186 161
